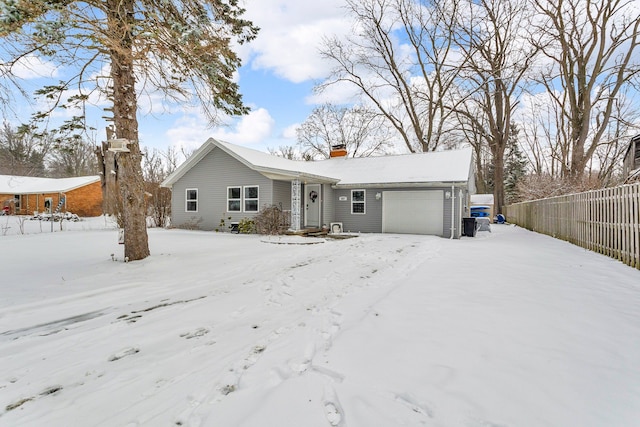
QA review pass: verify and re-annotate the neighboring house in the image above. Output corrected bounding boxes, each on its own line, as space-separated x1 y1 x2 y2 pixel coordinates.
161 138 476 238
0 175 103 217
623 134 640 183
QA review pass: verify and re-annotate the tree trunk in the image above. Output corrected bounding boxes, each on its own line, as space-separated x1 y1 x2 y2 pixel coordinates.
107 0 149 261
95 141 122 225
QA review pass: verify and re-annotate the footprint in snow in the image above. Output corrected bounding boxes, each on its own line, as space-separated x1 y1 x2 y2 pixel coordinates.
395 392 434 418
108 347 140 362
323 386 345 426
325 402 342 426
180 328 209 339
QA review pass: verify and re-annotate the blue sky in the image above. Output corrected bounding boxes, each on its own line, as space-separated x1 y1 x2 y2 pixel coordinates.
2 0 353 155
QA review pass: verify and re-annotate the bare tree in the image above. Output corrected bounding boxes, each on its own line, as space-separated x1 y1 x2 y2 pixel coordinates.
592 93 640 185
141 147 176 228
267 145 307 161
451 0 538 213
0 122 51 176
531 0 640 178
1 0 257 260
319 0 464 153
296 104 393 159
47 137 99 178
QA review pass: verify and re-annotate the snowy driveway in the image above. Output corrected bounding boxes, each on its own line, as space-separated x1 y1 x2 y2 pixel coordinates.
1 224 639 426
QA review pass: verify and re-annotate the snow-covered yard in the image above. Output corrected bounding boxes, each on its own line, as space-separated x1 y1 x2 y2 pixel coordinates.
1 217 639 426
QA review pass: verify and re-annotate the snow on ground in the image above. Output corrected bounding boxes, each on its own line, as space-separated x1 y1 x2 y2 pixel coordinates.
1 217 639 427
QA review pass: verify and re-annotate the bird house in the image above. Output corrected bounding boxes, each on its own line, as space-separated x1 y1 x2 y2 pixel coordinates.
107 138 130 153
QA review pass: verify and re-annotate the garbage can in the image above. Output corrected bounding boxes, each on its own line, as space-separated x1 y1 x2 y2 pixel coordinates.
462 217 477 237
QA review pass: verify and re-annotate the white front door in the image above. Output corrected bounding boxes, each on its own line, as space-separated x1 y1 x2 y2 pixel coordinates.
305 184 321 227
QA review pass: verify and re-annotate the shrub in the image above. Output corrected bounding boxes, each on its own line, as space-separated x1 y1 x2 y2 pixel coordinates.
238 217 255 234
254 205 289 235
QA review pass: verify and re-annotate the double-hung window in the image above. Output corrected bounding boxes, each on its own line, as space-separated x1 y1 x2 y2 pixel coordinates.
186 188 198 212
244 186 259 212
228 187 241 212
351 189 365 214
227 185 259 212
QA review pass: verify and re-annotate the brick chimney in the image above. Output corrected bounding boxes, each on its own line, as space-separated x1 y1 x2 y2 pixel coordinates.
330 144 348 158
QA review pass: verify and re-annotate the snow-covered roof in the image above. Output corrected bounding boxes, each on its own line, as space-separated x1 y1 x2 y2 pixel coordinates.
0 175 100 195
162 138 474 188
471 194 495 205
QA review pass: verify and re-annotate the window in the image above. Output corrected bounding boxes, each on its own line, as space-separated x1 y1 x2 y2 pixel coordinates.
244 186 259 212
228 186 241 211
351 189 365 214
227 185 259 212
186 188 198 212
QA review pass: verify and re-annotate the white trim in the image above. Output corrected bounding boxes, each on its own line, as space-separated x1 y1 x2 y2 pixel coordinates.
243 185 259 212
227 186 241 212
185 188 198 212
351 189 366 214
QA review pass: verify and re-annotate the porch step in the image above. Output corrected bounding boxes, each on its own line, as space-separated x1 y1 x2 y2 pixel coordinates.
285 227 324 236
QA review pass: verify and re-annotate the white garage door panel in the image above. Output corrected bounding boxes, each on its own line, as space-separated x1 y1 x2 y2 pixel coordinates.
383 191 443 235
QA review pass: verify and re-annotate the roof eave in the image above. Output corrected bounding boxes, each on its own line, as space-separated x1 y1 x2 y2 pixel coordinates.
331 180 470 189
255 166 338 184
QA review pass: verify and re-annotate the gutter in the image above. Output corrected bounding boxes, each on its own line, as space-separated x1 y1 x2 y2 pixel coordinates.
331 181 469 190
450 185 455 239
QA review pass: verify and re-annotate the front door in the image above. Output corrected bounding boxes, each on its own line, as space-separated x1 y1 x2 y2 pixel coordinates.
305 184 321 227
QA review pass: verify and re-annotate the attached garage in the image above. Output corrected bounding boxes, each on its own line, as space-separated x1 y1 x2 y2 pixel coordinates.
382 190 444 235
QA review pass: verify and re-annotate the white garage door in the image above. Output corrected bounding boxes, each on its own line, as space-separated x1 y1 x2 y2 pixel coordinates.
382 190 443 235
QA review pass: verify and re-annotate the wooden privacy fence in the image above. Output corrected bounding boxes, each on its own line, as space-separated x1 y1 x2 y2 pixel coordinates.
504 182 640 270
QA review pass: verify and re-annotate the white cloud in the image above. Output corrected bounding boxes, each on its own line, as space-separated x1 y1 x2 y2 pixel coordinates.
305 79 361 105
281 123 299 139
7 54 59 80
243 1 352 83
165 107 275 151
165 114 213 151
211 108 275 145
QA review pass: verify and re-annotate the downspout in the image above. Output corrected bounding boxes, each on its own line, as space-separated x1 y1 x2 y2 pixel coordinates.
459 188 464 238
450 185 455 239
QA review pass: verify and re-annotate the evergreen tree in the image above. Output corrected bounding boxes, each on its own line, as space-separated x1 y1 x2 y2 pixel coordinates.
503 124 528 204
0 0 257 261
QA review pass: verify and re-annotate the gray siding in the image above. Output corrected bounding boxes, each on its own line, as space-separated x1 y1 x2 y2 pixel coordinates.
322 184 334 227
272 180 292 211
333 188 383 233
171 148 274 230
332 186 466 237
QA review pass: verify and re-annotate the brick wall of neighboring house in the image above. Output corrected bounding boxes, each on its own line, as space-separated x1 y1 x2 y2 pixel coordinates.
0 182 103 217
65 182 103 217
